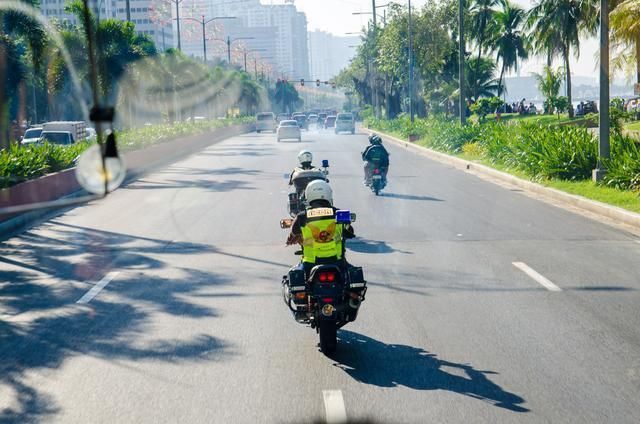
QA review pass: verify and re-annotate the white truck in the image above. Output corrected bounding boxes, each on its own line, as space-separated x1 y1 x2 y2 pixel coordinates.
41 121 87 144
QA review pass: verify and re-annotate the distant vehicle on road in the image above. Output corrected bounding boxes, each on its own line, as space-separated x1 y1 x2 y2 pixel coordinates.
277 120 302 142
292 114 309 130
335 113 355 134
20 127 43 145
39 131 75 145
256 112 277 133
276 113 290 123
307 114 319 128
42 121 86 143
318 113 327 122
324 115 337 129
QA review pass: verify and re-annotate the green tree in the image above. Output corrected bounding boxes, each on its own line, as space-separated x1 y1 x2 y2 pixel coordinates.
493 0 528 97
534 65 564 114
470 0 499 100
527 0 599 117
610 0 640 83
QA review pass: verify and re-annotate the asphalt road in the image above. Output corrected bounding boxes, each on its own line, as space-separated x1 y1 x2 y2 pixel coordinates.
2 128 640 423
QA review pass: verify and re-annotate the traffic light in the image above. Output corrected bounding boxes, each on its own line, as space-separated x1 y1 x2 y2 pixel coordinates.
316 79 321 87
300 79 304 86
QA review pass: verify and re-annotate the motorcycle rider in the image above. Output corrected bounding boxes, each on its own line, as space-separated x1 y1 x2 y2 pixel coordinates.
286 180 355 277
288 150 323 186
362 134 390 186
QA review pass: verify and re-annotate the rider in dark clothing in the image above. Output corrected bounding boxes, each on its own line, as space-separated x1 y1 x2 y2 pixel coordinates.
362 134 390 186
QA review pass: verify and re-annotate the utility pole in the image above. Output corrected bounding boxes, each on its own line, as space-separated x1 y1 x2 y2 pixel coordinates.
459 0 466 125
594 0 610 181
408 0 414 123
227 36 231 64
202 16 207 62
126 0 131 22
172 0 184 51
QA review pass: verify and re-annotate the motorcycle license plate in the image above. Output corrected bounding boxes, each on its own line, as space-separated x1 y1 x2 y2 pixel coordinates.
372 175 382 180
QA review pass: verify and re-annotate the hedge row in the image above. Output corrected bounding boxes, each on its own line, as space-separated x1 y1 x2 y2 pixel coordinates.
0 117 253 189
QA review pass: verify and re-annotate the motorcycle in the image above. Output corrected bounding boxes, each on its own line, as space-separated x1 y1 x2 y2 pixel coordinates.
369 167 386 196
280 211 367 354
287 160 330 217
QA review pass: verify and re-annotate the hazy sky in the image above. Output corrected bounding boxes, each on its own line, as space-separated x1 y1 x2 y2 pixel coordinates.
284 0 600 79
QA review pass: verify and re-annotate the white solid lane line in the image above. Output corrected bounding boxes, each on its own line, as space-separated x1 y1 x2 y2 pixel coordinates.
76 271 120 304
512 262 562 292
322 390 347 424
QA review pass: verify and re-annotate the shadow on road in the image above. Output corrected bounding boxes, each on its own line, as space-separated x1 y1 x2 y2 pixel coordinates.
347 238 413 255
381 192 444 202
0 222 236 422
124 178 255 192
332 331 529 413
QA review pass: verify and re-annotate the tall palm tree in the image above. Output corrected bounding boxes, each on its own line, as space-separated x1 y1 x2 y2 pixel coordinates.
527 0 598 117
470 0 499 101
493 0 528 97
610 0 640 83
466 57 500 101
533 65 564 114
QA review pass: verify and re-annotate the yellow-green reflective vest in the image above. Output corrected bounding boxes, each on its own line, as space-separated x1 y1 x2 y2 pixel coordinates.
300 207 344 264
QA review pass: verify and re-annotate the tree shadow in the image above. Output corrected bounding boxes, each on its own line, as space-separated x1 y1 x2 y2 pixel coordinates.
0 223 239 421
157 166 263 177
332 331 529 413
381 192 444 202
123 178 255 192
347 238 413 254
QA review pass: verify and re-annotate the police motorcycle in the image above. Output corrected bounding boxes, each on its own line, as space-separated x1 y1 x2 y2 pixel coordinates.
280 209 367 355
287 158 330 217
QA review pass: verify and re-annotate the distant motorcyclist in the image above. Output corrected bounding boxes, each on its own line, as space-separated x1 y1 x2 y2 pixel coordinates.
286 180 355 276
362 134 389 186
289 150 328 198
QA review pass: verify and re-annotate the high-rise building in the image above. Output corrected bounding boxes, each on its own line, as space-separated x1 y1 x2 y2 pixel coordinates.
308 31 360 82
39 0 173 51
181 0 309 79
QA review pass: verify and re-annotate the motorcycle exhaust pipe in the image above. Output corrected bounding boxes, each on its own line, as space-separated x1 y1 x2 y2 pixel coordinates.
349 298 361 309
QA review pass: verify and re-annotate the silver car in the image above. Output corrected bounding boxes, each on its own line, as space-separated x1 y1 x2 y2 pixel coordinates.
335 113 355 134
277 120 302 142
20 127 43 145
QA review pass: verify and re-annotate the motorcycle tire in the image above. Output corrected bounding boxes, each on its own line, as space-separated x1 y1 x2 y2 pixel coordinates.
319 321 337 354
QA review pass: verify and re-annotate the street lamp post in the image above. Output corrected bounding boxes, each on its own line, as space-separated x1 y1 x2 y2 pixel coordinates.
242 48 267 73
594 0 610 181
180 15 236 62
168 0 185 51
459 0 466 125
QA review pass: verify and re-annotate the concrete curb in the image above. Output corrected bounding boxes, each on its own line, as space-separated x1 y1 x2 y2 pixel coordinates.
0 123 255 238
365 127 640 233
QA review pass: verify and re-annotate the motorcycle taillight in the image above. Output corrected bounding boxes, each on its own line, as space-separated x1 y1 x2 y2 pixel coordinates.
317 271 337 283
373 169 380 174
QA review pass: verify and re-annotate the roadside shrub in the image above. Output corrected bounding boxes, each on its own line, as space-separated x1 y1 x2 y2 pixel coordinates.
604 135 640 191
462 142 485 158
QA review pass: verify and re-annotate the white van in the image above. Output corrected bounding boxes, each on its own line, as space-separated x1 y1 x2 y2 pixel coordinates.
256 112 276 133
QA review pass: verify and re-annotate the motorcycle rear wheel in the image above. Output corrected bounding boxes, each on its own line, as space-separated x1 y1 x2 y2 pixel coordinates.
319 321 337 354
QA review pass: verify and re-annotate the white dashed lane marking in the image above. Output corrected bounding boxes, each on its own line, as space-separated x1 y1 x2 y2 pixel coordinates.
322 390 347 424
513 262 561 292
76 272 120 304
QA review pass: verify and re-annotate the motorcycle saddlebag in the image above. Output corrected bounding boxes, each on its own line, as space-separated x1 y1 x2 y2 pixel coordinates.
347 267 366 291
288 268 306 292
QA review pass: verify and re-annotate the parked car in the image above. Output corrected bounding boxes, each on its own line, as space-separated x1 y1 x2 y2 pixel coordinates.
277 120 302 142
256 112 277 133
39 131 75 145
335 112 355 134
20 126 43 145
324 115 337 129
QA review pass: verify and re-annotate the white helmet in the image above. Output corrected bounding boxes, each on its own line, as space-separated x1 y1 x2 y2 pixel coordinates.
305 180 333 205
298 150 313 165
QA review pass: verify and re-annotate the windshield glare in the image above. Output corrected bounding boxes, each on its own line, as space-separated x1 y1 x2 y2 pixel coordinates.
2 0 640 423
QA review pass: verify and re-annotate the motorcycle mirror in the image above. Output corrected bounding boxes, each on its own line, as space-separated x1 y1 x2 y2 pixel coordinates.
322 159 329 168
280 218 293 229
350 213 357 223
